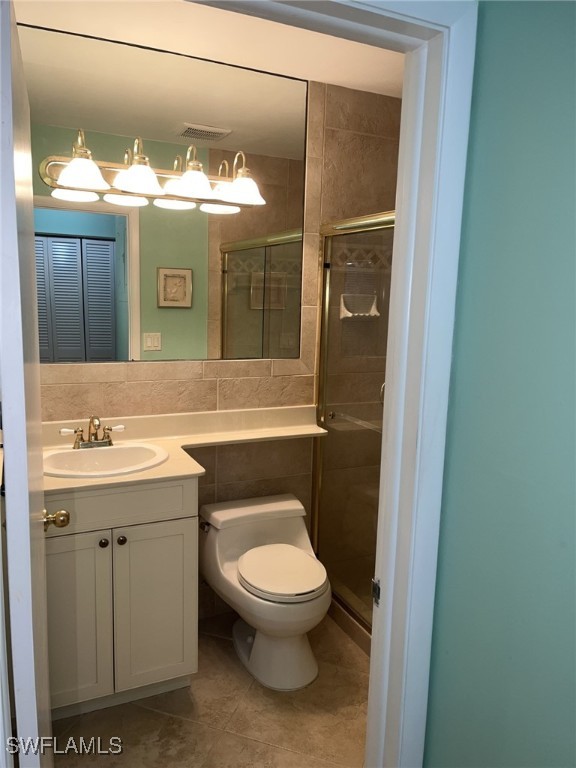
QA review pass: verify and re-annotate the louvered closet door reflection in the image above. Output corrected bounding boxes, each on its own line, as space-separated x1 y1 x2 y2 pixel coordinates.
35 237 53 362
48 237 85 362
82 239 115 361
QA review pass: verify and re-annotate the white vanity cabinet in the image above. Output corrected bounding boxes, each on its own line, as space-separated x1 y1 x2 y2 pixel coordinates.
44 477 198 710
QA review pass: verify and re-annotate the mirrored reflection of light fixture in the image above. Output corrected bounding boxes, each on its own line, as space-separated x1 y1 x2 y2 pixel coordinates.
51 189 100 203
39 130 265 214
103 193 148 207
178 145 214 200
228 151 266 206
112 138 164 196
154 155 197 210
56 130 110 192
200 160 240 215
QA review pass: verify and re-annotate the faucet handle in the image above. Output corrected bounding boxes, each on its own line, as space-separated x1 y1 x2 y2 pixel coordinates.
103 424 125 446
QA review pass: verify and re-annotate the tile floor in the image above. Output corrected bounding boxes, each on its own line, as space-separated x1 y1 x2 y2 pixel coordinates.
52 613 370 767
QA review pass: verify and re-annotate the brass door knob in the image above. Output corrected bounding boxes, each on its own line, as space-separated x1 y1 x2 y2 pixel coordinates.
43 509 70 532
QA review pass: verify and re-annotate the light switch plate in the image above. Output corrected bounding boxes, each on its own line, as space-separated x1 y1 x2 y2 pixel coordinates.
143 332 162 351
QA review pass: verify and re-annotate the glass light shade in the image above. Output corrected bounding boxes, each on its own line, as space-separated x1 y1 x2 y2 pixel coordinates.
113 164 164 196
57 157 110 191
154 198 196 210
103 193 148 207
200 202 240 215
228 176 266 205
51 188 99 203
178 169 214 200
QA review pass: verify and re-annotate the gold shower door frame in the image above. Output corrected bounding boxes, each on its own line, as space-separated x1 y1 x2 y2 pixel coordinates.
313 211 395 632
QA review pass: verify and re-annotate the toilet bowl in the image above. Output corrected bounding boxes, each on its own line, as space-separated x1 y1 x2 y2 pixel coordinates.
199 494 331 691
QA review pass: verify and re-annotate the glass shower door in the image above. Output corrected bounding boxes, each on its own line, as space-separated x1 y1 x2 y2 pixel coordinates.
317 220 394 629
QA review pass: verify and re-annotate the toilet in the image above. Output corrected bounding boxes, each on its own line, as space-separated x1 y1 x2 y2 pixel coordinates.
199 494 331 691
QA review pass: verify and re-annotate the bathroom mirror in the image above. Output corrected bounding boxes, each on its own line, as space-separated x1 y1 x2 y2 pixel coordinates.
19 25 307 362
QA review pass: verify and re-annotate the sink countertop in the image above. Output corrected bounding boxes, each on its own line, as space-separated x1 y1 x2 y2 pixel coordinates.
42 406 326 494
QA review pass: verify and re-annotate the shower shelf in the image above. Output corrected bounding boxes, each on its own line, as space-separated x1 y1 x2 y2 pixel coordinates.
339 294 380 320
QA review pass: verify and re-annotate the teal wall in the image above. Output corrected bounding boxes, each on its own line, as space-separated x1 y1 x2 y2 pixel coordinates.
425 3 575 767
32 125 208 360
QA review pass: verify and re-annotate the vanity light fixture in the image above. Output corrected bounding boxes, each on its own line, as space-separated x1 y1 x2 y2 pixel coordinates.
39 131 266 213
112 138 164 196
199 160 241 215
103 148 149 206
154 156 197 210
228 151 266 206
54 129 110 193
178 145 214 200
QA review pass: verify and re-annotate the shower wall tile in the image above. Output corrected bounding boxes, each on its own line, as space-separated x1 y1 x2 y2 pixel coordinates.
318 465 381 564
326 371 385 405
323 425 382 470
301 234 322 307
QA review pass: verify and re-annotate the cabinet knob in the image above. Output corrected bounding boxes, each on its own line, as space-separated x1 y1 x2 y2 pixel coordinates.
98 538 109 548
117 535 127 546
43 509 70 533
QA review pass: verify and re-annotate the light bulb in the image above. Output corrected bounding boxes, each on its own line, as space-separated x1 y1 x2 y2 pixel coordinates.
103 193 148 207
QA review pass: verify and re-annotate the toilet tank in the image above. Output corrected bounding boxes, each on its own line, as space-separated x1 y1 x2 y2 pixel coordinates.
199 494 313 563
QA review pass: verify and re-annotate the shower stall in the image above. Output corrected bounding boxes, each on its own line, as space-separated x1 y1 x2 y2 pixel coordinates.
315 212 395 631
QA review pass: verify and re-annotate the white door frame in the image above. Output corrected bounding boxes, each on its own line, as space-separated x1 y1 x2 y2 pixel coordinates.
206 3 478 766
6 2 478 766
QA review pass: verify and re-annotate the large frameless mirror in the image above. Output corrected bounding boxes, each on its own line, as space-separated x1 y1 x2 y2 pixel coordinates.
19 25 307 362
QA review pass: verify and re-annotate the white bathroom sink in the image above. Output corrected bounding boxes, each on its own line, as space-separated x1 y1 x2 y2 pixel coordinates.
43 442 169 478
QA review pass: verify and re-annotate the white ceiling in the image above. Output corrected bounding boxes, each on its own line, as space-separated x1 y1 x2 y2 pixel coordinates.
15 1 404 160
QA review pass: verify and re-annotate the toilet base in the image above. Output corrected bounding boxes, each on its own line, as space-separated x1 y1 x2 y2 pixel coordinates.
232 618 319 691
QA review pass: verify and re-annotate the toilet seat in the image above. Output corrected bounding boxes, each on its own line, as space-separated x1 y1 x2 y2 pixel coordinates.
238 544 329 604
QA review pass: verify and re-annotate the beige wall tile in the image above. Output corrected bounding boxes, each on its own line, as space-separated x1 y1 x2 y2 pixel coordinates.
325 84 401 138
321 131 398 222
273 306 318 376
101 379 217 417
217 375 314 410
301 234 322 307
41 383 103 422
41 363 126 385
306 81 326 159
303 156 322 234
216 438 312 483
125 361 204 381
203 360 272 379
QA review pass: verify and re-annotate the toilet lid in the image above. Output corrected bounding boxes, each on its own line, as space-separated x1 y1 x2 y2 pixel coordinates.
238 544 328 604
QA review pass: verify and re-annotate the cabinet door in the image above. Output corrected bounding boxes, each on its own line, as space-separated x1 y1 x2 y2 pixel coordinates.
113 518 198 691
46 531 114 707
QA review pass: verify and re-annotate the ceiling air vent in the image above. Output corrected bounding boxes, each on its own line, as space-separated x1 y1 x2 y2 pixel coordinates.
179 123 232 142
